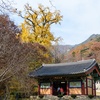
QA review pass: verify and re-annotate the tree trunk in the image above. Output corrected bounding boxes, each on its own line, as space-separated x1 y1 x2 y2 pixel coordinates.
4 83 10 100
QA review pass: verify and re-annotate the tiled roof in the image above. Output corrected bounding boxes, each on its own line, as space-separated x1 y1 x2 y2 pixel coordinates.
29 59 98 77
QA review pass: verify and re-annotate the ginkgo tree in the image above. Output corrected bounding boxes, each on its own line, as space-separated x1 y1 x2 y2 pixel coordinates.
16 4 62 46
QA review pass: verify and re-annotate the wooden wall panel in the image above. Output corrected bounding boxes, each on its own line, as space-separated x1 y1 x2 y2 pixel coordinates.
69 88 81 94
40 88 51 95
88 88 92 95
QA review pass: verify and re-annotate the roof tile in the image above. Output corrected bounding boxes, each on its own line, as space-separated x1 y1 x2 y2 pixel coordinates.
29 59 97 77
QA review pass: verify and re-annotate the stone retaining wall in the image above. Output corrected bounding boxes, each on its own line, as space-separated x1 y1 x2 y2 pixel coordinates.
30 95 100 100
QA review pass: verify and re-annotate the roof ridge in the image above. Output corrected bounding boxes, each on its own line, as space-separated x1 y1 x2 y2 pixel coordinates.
29 59 98 77
42 59 95 67
85 59 96 71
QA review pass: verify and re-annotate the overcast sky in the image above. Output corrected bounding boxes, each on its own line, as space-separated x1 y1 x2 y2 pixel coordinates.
10 0 100 45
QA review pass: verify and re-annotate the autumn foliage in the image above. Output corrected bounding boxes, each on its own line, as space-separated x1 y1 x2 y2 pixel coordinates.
0 14 53 98
15 4 62 46
65 41 100 63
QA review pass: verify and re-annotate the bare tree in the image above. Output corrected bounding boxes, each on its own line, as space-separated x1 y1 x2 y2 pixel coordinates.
0 14 49 99
0 0 14 13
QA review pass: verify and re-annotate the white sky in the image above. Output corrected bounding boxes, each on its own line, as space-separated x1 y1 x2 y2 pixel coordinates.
10 0 100 45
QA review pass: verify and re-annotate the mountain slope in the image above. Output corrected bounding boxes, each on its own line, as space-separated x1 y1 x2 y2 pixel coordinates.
81 34 100 45
64 34 100 63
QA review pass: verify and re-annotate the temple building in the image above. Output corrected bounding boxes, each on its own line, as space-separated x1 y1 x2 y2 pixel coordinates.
29 59 100 96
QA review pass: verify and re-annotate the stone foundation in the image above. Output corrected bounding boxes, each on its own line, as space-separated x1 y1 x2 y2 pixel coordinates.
30 95 100 100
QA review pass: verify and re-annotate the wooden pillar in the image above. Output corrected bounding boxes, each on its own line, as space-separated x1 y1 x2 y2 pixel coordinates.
86 78 88 95
38 83 40 95
82 82 85 95
51 82 53 95
66 81 69 95
94 82 96 96
92 80 93 95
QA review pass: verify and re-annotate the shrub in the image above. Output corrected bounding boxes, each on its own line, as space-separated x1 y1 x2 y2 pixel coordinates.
17 92 21 98
10 92 15 95
10 95 15 100
71 94 77 99
32 92 38 96
88 95 94 99
57 94 63 98
10 92 17 97
39 94 44 98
